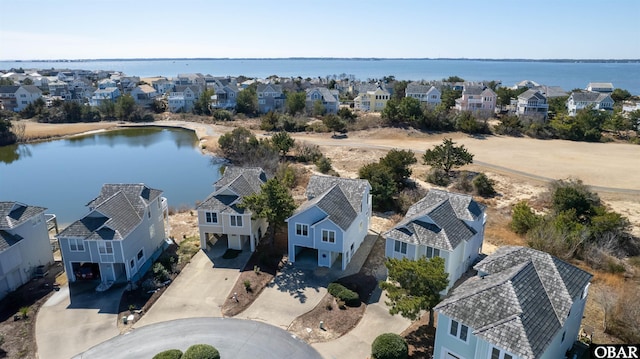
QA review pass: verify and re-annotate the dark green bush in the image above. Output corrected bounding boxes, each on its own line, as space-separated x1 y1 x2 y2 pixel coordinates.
371 333 408 359
153 262 170 282
472 173 496 197
510 201 540 235
315 156 333 174
327 282 360 307
182 344 220 359
425 168 450 186
153 349 183 359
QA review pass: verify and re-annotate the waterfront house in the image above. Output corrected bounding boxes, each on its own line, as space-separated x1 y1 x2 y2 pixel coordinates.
197 167 269 252
152 78 174 95
384 189 486 292
174 73 206 87
567 91 613 116
168 85 201 112
131 84 159 107
57 184 170 286
257 83 285 113
286 175 371 270
405 82 442 107
512 80 540 90
586 82 614 93
433 246 592 359
0 202 54 300
516 89 549 120
305 87 340 114
0 85 43 112
209 78 239 110
354 85 390 112
89 87 121 107
454 86 497 115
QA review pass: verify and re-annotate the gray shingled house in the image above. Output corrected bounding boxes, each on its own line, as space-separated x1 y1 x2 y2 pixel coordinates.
286 175 372 270
57 184 170 286
433 246 593 359
197 167 268 252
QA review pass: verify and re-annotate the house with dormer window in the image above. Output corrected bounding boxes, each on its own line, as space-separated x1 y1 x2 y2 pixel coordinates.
405 82 441 107
197 167 269 252
286 175 371 270
384 189 486 292
433 246 592 359
305 87 340 114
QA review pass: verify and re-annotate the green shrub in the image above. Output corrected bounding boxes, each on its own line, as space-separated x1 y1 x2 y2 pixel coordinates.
153 349 183 359
510 201 541 235
153 262 170 282
472 173 496 197
182 344 220 359
425 168 450 186
213 109 233 121
244 280 252 292
315 156 333 174
294 142 323 163
327 282 360 307
371 333 408 359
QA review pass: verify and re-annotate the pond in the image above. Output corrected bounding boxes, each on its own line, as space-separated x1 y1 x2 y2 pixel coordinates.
0 127 222 227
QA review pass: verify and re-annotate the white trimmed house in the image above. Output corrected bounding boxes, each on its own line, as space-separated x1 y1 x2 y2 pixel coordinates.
197 167 269 252
384 190 486 292
405 82 441 107
57 184 170 285
0 202 54 300
286 175 372 270
433 246 593 359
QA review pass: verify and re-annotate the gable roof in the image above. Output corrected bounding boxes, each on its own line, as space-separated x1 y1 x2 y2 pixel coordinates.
58 184 162 240
0 230 23 252
292 175 370 231
384 190 482 250
306 87 338 103
436 246 592 359
0 201 47 229
197 167 266 214
0 85 20 94
257 83 283 93
518 89 546 101
569 91 612 103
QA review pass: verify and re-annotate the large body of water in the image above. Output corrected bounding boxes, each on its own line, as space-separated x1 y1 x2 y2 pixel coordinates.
0 127 221 227
2 58 640 95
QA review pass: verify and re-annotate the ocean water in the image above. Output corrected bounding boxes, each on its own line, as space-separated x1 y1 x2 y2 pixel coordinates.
1 58 639 95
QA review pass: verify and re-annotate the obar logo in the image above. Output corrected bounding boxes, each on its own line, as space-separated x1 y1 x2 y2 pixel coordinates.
591 345 639 359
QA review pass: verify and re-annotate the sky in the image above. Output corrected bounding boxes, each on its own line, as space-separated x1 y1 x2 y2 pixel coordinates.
1 0 639 60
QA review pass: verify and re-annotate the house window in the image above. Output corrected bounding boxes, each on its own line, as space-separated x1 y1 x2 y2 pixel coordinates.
98 241 113 254
295 223 308 236
205 212 218 224
449 319 468 342
230 215 243 227
137 249 144 261
426 246 440 258
130 259 135 269
148 209 151 218
491 347 513 359
394 240 407 254
561 331 566 342
321 230 335 243
69 238 85 251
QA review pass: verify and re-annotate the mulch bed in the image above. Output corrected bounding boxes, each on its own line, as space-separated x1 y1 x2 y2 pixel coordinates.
400 314 437 359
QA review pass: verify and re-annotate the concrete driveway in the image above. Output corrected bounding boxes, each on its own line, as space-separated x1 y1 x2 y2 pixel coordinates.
133 248 248 328
75 317 323 359
36 282 125 359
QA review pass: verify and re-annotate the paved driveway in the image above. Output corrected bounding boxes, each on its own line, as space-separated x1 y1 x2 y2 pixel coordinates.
36 282 124 359
75 317 322 359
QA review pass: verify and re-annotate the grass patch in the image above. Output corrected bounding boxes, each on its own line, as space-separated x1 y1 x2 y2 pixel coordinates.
222 249 242 259
177 236 200 264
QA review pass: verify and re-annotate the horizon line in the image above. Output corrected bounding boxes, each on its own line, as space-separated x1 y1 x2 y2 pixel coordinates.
1 57 639 63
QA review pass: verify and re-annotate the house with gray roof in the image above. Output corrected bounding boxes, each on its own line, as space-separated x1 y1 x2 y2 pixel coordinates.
433 246 592 359
405 82 441 107
0 201 53 300
384 189 486 292
586 82 614 93
286 175 372 270
57 184 169 286
0 85 43 112
567 91 613 116
516 89 549 120
197 167 269 252
257 83 285 113
305 87 340 114
455 86 497 116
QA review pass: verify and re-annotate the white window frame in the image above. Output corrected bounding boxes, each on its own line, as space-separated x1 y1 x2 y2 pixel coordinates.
295 223 308 236
137 248 145 264
321 229 335 243
205 212 218 224
449 319 469 343
69 238 85 252
426 246 440 258
490 347 514 359
230 215 243 227
394 240 407 254
98 241 113 254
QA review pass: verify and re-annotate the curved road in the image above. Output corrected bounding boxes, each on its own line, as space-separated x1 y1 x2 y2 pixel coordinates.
73 317 323 359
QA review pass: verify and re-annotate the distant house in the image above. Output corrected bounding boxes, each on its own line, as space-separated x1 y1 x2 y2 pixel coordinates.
57 184 170 286
433 246 592 359
209 79 239 110
512 79 540 90
90 87 121 107
257 83 285 113
305 87 340 114
287 175 371 270
384 189 486 292
405 82 441 107
455 86 497 115
168 85 202 112
131 84 159 107
197 167 269 252
152 78 174 95
0 85 43 112
354 85 390 112
586 82 614 93
0 202 54 300
567 91 614 116
174 73 206 87
97 78 118 90
516 89 549 120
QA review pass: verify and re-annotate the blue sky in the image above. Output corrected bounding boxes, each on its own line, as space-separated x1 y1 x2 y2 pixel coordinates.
1 0 639 60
